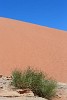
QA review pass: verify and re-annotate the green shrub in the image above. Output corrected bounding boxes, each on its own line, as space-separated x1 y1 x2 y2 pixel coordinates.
12 67 57 99
12 70 22 88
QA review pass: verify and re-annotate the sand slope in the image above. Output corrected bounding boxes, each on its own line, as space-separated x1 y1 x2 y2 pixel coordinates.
0 17 67 82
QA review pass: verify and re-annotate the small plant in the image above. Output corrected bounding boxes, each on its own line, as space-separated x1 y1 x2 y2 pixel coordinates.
12 67 57 99
12 69 22 88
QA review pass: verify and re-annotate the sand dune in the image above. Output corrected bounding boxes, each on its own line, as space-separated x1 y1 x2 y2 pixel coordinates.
0 17 67 82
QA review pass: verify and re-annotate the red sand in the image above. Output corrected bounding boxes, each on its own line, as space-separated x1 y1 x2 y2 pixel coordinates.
0 17 67 83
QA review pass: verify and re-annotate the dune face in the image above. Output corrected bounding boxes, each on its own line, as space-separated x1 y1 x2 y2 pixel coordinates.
0 17 67 82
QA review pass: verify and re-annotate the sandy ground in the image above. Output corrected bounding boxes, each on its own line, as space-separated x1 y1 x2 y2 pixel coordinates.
0 97 47 100
0 76 67 100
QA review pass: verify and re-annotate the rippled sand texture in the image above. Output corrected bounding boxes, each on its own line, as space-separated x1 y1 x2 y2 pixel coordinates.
0 17 67 82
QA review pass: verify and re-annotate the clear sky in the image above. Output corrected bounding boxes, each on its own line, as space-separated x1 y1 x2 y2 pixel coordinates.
0 0 67 31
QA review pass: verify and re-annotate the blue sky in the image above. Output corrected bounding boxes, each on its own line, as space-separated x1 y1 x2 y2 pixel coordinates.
0 0 67 31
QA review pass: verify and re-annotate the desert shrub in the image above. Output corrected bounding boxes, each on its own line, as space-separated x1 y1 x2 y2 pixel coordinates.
12 70 22 88
12 67 57 99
